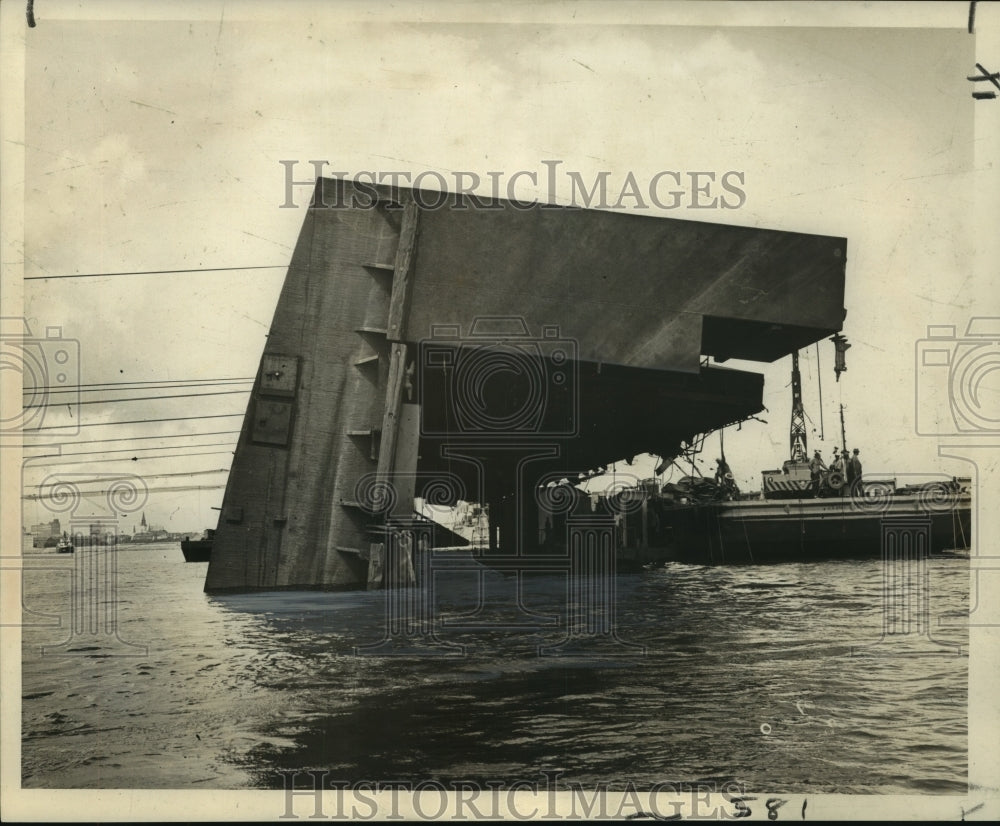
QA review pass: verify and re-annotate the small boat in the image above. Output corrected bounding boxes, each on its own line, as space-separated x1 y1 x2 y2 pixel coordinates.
56 536 74 554
181 529 214 562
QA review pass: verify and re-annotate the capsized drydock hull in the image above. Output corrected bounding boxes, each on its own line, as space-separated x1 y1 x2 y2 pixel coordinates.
204 179 847 593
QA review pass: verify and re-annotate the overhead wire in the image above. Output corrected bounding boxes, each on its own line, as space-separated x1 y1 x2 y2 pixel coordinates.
25 441 237 459
23 389 250 408
27 377 254 396
24 265 287 281
23 483 227 499
26 430 241 447
26 412 244 431
25 468 229 488
18 271 270 511
13 336 261 508
24 450 236 466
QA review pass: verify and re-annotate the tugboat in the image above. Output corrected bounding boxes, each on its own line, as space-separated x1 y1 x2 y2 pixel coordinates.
56 534 74 554
181 529 214 562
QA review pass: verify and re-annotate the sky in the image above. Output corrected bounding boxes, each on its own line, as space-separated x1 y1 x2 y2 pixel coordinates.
10 2 997 534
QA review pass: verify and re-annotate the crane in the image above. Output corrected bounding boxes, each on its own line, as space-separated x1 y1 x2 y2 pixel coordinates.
789 350 808 463
762 340 849 499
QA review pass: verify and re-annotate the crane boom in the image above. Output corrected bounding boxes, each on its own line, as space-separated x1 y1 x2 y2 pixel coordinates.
790 350 807 462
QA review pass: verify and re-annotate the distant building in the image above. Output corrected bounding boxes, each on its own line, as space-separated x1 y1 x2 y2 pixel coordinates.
31 519 60 548
132 512 169 542
83 524 121 546
132 528 168 543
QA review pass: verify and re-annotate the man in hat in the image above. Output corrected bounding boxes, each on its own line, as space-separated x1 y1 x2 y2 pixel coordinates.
827 447 846 495
848 448 862 491
830 446 843 474
809 450 827 494
714 456 732 483
714 456 738 499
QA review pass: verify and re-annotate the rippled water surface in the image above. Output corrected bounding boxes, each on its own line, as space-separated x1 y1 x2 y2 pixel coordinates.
19 542 969 793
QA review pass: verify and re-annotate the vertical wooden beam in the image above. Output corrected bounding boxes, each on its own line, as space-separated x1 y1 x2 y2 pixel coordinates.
391 403 421 516
376 342 409 481
378 193 420 483
386 196 420 343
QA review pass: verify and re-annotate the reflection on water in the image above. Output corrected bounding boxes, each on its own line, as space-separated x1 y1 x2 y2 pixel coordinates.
19 543 968 792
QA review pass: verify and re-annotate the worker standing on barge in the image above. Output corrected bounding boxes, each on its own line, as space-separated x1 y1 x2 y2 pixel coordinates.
715 457 739 499
848 448 862 492
830 447 843 474
809 450 827 495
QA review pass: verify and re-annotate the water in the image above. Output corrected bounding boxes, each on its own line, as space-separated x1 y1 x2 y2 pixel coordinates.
19 542 968 793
